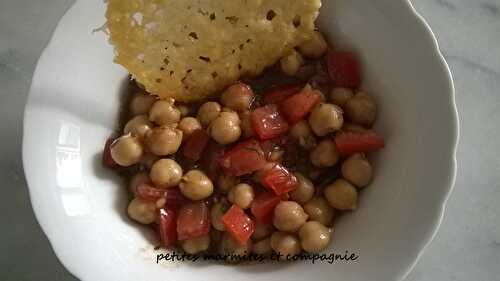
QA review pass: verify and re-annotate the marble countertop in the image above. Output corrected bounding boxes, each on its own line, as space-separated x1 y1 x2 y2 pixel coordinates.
0 0 499 280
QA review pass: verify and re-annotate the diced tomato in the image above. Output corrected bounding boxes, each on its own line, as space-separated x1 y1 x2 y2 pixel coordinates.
200 140 225 181
102 138 119 169
136 183 166 201
158 208 177 247
334 131 385 156
222 205 255 245
250 192 281 224
262 85 302 105
326 51 361 88
177 201 211 241
218 139 267 176
164 188 189 209
182 129 210 161
280 89 321 125
251 104 289 140
261 164 299 195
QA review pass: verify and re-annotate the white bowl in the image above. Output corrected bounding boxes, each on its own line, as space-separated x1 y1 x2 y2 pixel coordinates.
23 0 458 280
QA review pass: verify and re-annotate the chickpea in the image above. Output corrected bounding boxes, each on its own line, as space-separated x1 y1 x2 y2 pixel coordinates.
228 183 255 209
329 87 354 108
110 134 144 166
280 49 304 76
179 170 214 200
217 174 240 194
297 31 328 58
209 111 241 145
341 154 373 187
149 99 181 126
252 222 274 240
239 110 255 138
211 203 227 231
181 234 210 254
310 139 339 167
221 108 240 122
324 179 358 210
252 238 272 255
304 197 335 226
273 201 308 232
129 172 151 193
298 221 331 252
197 101 221 126
309 103 344 137
127 197 156 224
289 120 316 149
270 231 301 257
290 172 315 204
149 159 183 188
145 126 183 156
140 153 159 169
221 82 254 111
129 92 156 116
124 115 153 139
178 117 202 139
221 232 252 256
344 92 377 127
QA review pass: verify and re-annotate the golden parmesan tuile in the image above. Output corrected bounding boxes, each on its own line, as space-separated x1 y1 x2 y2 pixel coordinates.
106 0 321 101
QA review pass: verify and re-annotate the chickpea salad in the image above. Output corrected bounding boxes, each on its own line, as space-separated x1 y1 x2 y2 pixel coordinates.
102 31 385 260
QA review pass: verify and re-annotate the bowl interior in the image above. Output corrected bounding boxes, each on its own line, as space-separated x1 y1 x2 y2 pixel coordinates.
23 0 457 280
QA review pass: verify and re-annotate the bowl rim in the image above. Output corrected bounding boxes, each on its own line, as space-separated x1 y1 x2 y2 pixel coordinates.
22 0 459 280
392 0 459 280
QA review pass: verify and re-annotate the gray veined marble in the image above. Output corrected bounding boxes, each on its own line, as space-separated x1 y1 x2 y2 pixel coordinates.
0 0 499 280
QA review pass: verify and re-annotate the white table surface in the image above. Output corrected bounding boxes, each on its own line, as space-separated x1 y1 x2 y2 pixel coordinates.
1 0 499 280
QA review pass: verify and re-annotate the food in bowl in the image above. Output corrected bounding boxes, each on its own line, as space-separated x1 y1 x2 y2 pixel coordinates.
102 0 385 261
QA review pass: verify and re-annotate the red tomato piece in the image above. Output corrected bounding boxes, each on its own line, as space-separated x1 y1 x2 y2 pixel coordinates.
177 201 211 241
222 205 255 245
280 89 321 125
182 129 210 161
250 191 281 224
102 138 119 169
158 208 177 247
164 188 189 209
261 164 299 195
200 140 225 181
251 104 289 140
136 183 166 201
218 139 267 176
326 51 361 88
262 85 302 105
334 131 385 156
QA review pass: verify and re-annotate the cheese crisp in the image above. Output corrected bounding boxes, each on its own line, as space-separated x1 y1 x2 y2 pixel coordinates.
106 0 321 101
